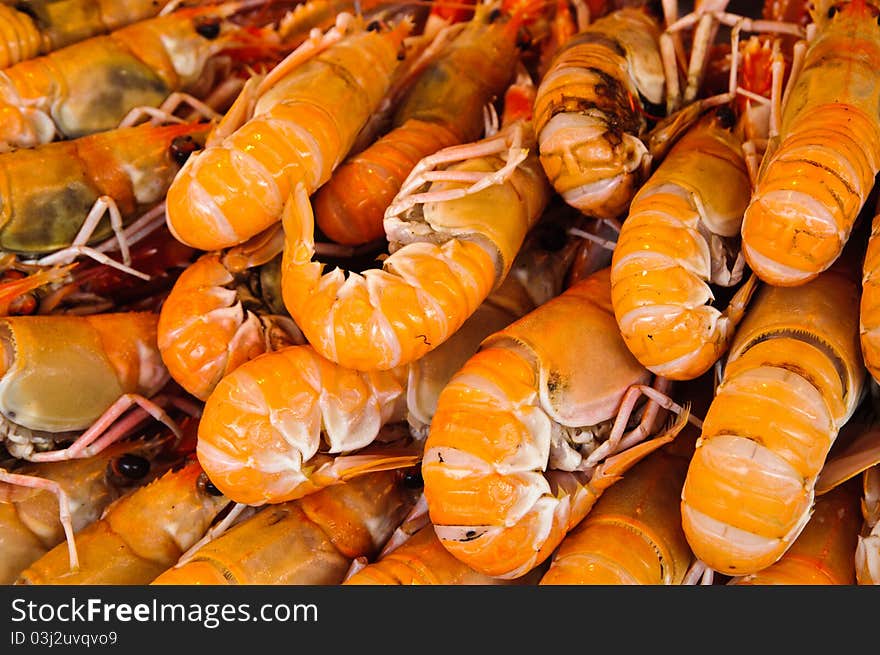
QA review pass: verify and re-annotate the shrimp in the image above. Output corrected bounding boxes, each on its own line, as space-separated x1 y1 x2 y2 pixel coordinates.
16 458 231 584
680 263 866 575
609 106 757 380
532 7 664 220
157 228 304 401
539 434 697 584
313 6 520 246
150 469 420 584
0 1 273 151
0 424 185 583
0 121 208 279
0 312 178 461
281 71 551 371
196 215 575 505
421 267 694 579
729 480 862 585
165 13 411 251
0 0 219 69
740 0 880 286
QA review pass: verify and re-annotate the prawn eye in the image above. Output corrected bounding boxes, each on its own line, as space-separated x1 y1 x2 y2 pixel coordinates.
195 18 221 40
403 469 424 489
170 135 200 166
113 454 151 480
366 20 381 31
198 472 224 496
827 5 838 18
716 105 736 130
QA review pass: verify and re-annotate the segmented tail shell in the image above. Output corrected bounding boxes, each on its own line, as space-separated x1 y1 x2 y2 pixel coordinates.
0 5 44 69
681 270 865 575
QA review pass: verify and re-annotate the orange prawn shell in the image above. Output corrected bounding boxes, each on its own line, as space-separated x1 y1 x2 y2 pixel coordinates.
540 448 692 585
731 480 862 585
166 24 408 251
610 110 751 380
741 2 880 285
860 213 880 382
422 268 664 578
482 268 650 428
157 252 268 401
17 460 229 585
196 344 408 505
152 470 418 584
344 524 520 585
681 268 866 575
724 268 864 422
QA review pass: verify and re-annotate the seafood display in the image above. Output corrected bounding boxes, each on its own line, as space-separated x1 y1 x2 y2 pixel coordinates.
4 0 880 589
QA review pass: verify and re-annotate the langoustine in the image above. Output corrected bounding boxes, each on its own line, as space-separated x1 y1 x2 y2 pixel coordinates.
421 266 693 579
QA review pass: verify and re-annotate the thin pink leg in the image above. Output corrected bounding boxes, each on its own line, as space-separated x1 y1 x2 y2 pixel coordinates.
0 470 79 572
94 204 166 255
388 126 527 217
27 395 183 463
569 227 617 252
585 378 702 467
682 559 715 585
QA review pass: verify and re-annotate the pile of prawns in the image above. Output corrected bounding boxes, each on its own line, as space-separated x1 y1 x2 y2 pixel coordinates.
0 0 878 586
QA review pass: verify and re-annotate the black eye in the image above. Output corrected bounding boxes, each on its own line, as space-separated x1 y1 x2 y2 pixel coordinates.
366 20 381 31
402 470 423 489
170 135 200 166
539 224 568 252
716 105 736 130
113 454 150 480
488 8 502 22
195 18 221 40
828 5 838 17
198 472 224 496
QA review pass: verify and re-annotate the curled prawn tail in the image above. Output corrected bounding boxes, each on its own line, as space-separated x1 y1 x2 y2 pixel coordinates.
424 364 687 580
861 213 880 383
679 290 860 577
532 21 654 219
0 264 73 315
281 184 496 370
157 252 277 401
314 120 461 245
742 106 880 286
422 344 565 579
612 194 760 379
196 344 410 505
0 5 44 69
